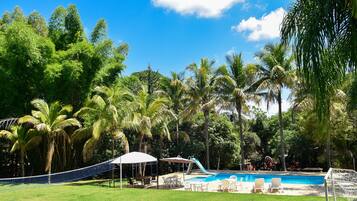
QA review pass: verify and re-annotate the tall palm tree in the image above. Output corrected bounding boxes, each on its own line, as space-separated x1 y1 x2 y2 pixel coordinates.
73 86 130 162
186 58 217 169
215 53 255 170
252 43 295 171
161 72 188 144
128 85 174 153
18 99 81 183
0 126 41 177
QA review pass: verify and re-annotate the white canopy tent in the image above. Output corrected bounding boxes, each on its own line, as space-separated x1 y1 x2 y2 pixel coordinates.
160 156 192 181
111 152 158 189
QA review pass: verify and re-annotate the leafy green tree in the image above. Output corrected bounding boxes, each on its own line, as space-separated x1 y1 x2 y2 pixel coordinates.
91 19 107 44
186 58 217 169
48 6 67 50
28 11 48 36
12 6 26 22
0 21 55 116
64 4 84 45
253 43 294 171
0 126 41 177
18 99 81 183
215 53 255 170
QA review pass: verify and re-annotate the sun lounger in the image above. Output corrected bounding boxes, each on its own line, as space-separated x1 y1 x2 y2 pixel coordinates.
253 178 265 193
219 179 231 192
184 182 192 191
269 178 283 193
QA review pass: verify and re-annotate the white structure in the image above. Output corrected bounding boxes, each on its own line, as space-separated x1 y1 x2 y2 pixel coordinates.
324 168 357 201
111 152 158 189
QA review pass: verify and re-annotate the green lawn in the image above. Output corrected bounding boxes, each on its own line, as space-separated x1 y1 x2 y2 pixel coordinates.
0 182 325 201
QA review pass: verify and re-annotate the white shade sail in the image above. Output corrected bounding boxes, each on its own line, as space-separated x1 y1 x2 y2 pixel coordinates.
160 157 193 164
111 152 157 164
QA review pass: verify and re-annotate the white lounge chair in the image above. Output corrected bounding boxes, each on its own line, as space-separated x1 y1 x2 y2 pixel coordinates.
269 178 283 193
219 179 231 192
184 182 192 191
253 178 265 193
196 183 209 192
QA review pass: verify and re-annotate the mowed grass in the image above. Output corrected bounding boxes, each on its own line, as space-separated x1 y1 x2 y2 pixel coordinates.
0 183 325 201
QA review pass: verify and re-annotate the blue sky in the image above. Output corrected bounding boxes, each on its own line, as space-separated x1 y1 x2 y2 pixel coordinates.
0 0 293 115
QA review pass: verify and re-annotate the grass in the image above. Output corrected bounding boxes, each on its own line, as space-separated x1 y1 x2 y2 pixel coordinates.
0 181 326 201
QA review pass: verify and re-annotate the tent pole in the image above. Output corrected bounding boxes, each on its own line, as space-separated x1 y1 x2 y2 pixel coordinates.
120 157 122 189
156 159 159 189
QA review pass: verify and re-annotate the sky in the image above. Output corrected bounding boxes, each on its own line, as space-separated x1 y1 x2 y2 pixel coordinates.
0 0 293 115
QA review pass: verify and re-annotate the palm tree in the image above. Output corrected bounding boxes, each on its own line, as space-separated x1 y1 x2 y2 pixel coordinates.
128 85 174 153
281 0 356 123
161 72 188 144
252 43 294 171
0 126 41 177
186 58 217 169
215 53 255 170
18 99 81 183
73 86 130 162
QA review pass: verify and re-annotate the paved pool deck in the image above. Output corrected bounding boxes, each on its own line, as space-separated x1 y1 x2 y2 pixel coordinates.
159 171 326 196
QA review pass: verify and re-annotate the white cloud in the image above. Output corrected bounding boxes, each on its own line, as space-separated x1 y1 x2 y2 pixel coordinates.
152 0 245 18
232 7 286 41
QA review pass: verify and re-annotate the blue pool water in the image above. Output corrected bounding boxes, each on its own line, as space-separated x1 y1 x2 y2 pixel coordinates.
188 173 324 185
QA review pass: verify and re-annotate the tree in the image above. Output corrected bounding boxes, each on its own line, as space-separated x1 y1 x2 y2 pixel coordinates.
18 99 81 183
161 72 188 144
64 4 84 45
252 43 294 171
281 0 356 124
91 19 107 44
215 53 255 170
0 126 41 177
12 6 26 22
186 58 217 169
48 6 67 50
28 11 48 36
74 86 130 162
128 86 173 153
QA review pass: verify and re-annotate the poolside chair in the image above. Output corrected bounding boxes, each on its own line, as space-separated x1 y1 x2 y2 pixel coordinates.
196 183 209 192
253 178 265 193
184 182 192 191
269 178 283 193
218 179 231 192
128 178 139 187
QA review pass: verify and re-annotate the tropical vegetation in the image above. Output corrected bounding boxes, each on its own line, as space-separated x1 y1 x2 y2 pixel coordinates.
0 3 356 180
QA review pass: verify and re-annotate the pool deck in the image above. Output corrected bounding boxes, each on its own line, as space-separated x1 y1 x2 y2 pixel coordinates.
159 170 326 196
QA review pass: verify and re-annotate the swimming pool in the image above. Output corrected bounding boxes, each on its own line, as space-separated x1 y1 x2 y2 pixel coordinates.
188 173 324 185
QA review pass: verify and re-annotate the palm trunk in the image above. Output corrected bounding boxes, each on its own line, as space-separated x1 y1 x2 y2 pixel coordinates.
20 149 25 177
204 110 210 170
138 134 144 176
176 120 179 144
46 137 55 184
237 102 244 171
112 134 115 186
278 91 287 171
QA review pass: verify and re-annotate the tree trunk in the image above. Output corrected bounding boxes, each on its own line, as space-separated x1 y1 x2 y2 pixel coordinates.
20 149 25 177
217 154 220 170
46 137 55 184
176 120 179 144
138 134 144 176
237 102 244 171
203 110 210 170
278 91 287 171
112 134 115 186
